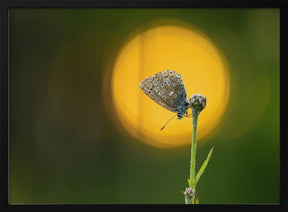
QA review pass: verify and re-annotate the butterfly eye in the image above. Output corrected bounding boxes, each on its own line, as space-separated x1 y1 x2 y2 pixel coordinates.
172 83 176 87
176 81 180 85
161 83 164 87
162 96 166 100
176 74 181 79
161 90 165 93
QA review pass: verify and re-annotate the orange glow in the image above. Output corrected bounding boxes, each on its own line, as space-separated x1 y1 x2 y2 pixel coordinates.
110 24 230 148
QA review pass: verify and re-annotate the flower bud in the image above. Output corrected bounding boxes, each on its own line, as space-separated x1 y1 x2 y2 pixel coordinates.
188 94 206 113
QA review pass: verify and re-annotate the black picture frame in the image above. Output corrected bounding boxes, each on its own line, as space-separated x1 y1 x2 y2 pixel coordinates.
1 0 287 211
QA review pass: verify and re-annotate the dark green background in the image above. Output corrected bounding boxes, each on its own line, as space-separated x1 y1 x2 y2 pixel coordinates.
9 9 279 204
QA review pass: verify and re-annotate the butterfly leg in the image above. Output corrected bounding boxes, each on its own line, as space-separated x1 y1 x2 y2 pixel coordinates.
184 113 192 118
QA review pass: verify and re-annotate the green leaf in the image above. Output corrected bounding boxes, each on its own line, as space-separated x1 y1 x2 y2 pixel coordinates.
195 196 199 204
187 179 190 185
195 147 214 184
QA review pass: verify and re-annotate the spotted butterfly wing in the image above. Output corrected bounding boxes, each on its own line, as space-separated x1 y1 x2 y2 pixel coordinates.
139 70 189 119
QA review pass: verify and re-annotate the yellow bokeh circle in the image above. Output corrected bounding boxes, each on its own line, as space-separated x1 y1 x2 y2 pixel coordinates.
111 24 230 148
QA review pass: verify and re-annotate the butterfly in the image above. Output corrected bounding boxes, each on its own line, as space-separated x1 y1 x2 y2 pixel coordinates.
139 70 191 129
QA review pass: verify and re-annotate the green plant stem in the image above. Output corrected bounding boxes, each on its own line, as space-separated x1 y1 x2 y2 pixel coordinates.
189 109 199 204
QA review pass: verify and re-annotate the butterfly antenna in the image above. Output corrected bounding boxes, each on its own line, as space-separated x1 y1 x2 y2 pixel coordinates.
160 114 178 130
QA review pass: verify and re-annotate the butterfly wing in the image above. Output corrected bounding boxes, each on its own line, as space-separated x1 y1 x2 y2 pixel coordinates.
139 70 187 114
139 72 178 113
